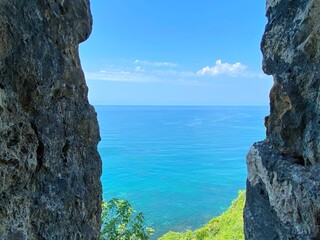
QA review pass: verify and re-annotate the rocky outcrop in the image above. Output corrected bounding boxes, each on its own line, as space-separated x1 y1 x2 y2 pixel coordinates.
244 0 320 239
0 1 102 239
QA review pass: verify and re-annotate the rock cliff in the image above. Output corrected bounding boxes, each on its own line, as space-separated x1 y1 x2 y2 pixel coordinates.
244 0 320 239
0 1 102 239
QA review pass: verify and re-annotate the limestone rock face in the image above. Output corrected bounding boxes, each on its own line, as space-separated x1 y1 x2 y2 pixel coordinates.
244 0 320 239
0 1 102 239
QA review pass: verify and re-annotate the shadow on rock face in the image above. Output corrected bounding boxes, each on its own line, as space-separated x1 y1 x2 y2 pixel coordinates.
0 1 102 239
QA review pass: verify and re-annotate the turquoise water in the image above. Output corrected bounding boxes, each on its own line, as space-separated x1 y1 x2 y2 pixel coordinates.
96 105 268 238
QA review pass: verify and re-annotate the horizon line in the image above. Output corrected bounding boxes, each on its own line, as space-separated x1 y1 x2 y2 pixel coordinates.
93 104 270 107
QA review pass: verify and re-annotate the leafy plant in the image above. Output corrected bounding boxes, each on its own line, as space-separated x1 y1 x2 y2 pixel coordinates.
100 198 154 240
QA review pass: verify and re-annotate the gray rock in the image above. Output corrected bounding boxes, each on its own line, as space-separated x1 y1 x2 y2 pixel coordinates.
245 0 320 239
245 142 320 239
263 0 320 165
0 1 102 239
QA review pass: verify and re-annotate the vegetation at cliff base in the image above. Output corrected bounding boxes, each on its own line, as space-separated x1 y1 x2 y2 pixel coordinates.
100 191 245 240
159 190 245 240
100 198 154 240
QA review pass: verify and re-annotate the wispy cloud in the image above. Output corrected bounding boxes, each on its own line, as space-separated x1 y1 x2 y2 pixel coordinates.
134 59 178 68
84 69 158 82
197 60 247 76
134 66 145 72
84 59 268 84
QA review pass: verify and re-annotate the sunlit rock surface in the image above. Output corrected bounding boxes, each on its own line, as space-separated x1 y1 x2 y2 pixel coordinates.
244 0 320 239
0 1 102 239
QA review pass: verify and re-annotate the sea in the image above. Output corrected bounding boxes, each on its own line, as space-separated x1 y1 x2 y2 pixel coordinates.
96 105 269 239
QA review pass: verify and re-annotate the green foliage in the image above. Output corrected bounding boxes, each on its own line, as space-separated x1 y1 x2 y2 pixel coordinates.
100 198 154 240
159 190 245 240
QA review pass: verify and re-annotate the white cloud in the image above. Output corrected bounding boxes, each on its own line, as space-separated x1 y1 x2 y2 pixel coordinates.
134 59 178 68
134 66 145 72
197 60 247 76
84 59 266 85
153 69 178 76
84 70 158 82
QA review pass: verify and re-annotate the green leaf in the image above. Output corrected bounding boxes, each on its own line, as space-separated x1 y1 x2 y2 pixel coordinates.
100 199 154 240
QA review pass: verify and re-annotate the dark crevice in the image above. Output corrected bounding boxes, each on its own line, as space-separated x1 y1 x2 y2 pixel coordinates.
0 158 19 165
259 188 266 196
284 154 305 166
294 156 305 166
36 139 44 171
314 213 320 240
7 135 20 148
31 123 44 171
61 140 69 163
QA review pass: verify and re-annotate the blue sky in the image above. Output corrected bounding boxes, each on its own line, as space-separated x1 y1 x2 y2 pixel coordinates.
80 1 273 105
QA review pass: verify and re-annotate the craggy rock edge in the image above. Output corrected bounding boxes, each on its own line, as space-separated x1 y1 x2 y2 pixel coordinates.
245 142 320 239
0 1 102 239
244 0 320 239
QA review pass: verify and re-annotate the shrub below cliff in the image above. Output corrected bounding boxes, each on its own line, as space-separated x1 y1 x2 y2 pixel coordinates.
159 190 245 240
100 198 154 240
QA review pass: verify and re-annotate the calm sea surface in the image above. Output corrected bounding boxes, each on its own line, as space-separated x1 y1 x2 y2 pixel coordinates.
96 105 268 238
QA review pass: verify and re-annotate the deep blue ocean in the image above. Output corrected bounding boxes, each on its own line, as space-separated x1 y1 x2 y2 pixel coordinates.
96 105 268 238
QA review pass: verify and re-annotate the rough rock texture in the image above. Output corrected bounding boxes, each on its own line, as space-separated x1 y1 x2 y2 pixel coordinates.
0 1 102 239
244 0 320 239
